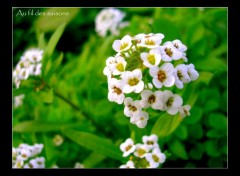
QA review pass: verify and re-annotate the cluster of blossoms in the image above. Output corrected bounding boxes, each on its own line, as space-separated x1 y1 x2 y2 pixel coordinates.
95 8 129 37
12 143 45 168
103 33 199 128
13 48 43 89
119 134 166 168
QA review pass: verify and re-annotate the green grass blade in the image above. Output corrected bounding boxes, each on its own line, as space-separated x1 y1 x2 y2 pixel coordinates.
62 129 126 163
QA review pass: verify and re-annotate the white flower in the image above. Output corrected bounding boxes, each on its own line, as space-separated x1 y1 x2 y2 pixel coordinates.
14 94 25 108
149 63 175 88
120 138 136 157
160 42 182 61
172 39 187 52
187 64 199 81
113 35 132 52
173 64 190 89
103 66 112 80
145 149 166 168
19 148 31 161
137 33 164 48
74 162 84 168
18 68 29 80
27 157 45 168
142 134 159 150
130 111 149 128
121 69 144 93
95 8 126 37
29 63 42 76
31 144 44 156
108 78 125 104
124 97 142 117
134 144 150 158
140 90 164 110
161 90 183 115
108 56 127 75
178 105 191 118
13 158 24 168
120 160 135 168
140 48 161 68
23 48 43 63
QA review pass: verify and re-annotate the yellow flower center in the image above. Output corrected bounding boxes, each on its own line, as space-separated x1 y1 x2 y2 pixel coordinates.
152 154 160 162
120 42 129 50
116 63 124 72
137 148 146 157
157 70 166 82
148 95 156 104
128 105 137 112
147 141 154 145
145 39 155 46
148 54 156 65
166 97 174 107
165 48 173 57
177 70 183 80
113 86 122 95
125 145 132 151
128 78 139 86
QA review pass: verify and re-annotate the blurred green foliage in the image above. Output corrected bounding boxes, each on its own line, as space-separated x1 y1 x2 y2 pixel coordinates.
13 7 227 168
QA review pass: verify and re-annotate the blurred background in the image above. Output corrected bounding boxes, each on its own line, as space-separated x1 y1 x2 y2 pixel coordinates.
13 7 227 168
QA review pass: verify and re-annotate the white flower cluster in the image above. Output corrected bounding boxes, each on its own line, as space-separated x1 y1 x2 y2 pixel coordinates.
119 134 166 168
103 33 199 128
13 48 43 89
12 143 45 168
95 8 129 37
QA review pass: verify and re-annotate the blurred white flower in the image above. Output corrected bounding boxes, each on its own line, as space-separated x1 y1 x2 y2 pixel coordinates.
178 105 191 118
13 94 25 108
120 138 136 157
120 160 135 168
95 8 128 37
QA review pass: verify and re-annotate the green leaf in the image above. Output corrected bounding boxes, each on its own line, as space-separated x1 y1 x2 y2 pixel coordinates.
13 87 33 97
62 129 126 162
13 120 88 132
174 125 188 140
83 152 106 168
189 144 203 160
195 57 227 73
208 113 227 130
45 52 64 83
34 8 79 32
151 113 182 138
45 23 66 57
204 99 219 113
38 32 46 49
184 106 203 125
205 140 221 157
169 139 188 160
188 124 203 139
42 23 66 77
39 88 54 103
206 129 225 138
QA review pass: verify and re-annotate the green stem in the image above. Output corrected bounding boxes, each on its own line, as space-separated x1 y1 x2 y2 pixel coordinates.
53 89 99 128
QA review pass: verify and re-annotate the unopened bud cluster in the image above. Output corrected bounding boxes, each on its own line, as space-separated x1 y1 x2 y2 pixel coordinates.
103 33 199 128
